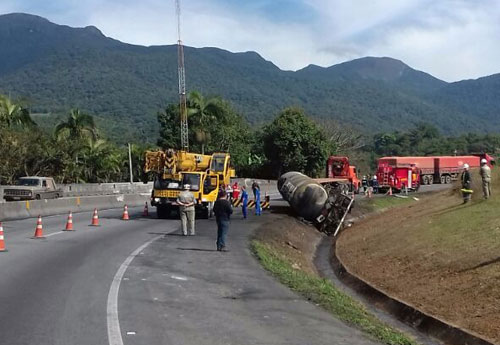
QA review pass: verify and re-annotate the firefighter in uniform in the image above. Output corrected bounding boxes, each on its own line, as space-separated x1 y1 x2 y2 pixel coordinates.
480 158 491 199
461 164 472 204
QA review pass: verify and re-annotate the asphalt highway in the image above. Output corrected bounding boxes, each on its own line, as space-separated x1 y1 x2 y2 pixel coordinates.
0 206 377 345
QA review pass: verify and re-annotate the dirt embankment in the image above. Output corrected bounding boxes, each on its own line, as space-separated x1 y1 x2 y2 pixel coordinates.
337 170 500 344
254 213 323 275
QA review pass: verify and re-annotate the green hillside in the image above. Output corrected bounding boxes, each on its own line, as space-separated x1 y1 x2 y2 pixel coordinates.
0 13 499 143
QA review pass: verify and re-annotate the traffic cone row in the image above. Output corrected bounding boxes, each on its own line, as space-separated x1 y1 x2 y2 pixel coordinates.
2 204 143 251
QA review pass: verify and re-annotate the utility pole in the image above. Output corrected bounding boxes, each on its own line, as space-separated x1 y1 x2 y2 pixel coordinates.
128 143 133 183
176 0 189 152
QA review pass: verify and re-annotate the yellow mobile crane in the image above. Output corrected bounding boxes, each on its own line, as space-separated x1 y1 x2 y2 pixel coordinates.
144 149 234 218
144 0 235 218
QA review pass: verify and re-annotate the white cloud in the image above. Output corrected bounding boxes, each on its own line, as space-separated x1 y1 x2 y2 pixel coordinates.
2 0 500 81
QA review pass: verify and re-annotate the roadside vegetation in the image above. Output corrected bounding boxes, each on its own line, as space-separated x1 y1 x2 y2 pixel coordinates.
252 239 418 345
358 195 416 213
2 90 499 184
337 169 500 343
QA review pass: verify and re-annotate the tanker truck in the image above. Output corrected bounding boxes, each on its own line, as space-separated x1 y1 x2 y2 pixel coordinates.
278 172 354 236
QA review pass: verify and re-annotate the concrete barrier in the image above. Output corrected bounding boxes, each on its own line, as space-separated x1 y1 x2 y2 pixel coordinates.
0 194 150 221
0 182 152 201
61 182 153 197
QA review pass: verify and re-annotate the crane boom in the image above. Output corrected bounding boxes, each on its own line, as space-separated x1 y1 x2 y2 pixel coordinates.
176 0 189 151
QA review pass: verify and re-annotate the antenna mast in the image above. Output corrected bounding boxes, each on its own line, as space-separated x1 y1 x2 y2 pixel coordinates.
176 0 189 151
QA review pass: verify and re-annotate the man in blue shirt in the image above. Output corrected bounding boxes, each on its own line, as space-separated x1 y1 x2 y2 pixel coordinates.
240 186 248 219
255 185 261 216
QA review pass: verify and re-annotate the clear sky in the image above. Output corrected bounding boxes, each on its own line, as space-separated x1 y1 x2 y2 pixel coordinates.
1 0 499 82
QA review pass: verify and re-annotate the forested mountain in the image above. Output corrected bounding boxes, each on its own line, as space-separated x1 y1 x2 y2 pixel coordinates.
0 13 499 143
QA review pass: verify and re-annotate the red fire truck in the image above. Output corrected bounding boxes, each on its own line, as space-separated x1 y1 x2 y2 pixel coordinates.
376 159 420 192
326 156 361 193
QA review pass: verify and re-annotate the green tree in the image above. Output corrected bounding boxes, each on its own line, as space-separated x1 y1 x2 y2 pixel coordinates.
263 107 329 177
157 104 180 150
157 94 256 176
187 91 224 154
80 138 121 183
54 109 97 141
0 95 36 128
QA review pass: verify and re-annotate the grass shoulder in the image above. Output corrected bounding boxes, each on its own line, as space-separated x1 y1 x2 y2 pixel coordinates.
358 195 415 213
251 239 418 345
337 168 500 343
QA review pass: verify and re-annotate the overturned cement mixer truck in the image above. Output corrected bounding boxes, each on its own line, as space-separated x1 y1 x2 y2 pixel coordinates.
277 172 354 236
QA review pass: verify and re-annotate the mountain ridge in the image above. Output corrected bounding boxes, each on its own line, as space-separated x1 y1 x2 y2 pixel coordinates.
0 13 499 143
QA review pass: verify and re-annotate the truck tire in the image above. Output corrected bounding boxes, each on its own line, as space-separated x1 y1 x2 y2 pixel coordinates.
35 194 41 200
428 176 434 184
445 175 452 184
422 176 429 185
440 176 446 184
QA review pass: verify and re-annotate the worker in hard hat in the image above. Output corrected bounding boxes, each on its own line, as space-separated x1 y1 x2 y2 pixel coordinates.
240 186 248 219
176 184 196 235
372 175 379 194
479 158 492 199
460 164 472 204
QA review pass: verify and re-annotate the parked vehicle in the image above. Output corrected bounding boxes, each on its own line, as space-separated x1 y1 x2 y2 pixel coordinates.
377 154 494 187
326 156 361 193
376 161 420 192
3 177 62 201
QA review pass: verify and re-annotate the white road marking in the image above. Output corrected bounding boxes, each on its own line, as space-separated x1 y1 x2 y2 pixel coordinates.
170 275 188 281
45 231 64 237
107 235 163 345
126 331 136 335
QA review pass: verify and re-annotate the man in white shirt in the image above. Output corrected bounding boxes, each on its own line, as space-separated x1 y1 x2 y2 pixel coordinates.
177 184 196 235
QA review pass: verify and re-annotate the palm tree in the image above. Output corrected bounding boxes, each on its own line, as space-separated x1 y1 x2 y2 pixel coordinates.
187 91 224 154
0 95 36 128
54 109 97 141
81 138 121 182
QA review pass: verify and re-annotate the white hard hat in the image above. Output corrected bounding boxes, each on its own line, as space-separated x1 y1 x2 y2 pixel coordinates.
463 163 469 169
183 184 191 189
481 158 487 164
373 175 377 180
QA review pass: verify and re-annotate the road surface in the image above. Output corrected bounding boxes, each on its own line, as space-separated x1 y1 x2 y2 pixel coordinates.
0 206 377 345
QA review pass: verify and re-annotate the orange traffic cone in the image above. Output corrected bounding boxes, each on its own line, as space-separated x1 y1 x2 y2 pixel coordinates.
142 202 149 217
32 215 45 239
90 208 100 226
63 211 74 231
122 205 130 220
0 222 7 252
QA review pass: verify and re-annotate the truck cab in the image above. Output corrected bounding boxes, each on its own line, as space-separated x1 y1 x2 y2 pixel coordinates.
326 156 361 193
3 177 62 201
